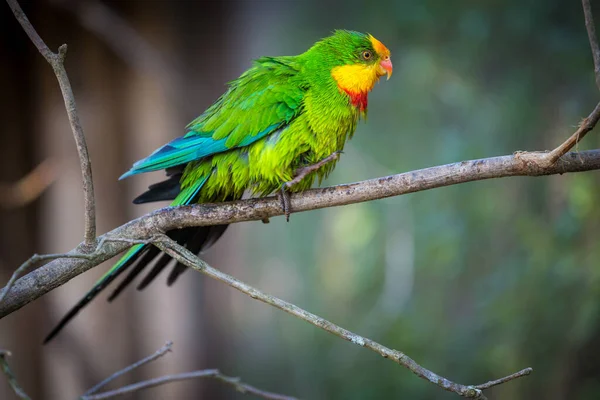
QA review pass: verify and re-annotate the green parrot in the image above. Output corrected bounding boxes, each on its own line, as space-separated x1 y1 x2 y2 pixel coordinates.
45 30 392 342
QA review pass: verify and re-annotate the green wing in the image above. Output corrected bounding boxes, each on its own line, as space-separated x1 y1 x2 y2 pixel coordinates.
121 56 305 179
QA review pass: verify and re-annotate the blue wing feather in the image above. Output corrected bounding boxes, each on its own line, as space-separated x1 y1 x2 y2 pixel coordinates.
120 56 303 180
119 123 282 179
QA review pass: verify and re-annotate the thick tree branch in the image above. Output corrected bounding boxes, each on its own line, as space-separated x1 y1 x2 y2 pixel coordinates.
6 0 96 247
1 149 600 318
81 340 296 400
0 236 160 305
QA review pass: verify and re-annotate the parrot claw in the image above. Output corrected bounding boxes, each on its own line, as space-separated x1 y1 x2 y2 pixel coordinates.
278 151 342 222
278 185 292 222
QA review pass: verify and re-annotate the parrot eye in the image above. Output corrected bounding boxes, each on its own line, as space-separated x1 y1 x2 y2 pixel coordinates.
361 50 372 60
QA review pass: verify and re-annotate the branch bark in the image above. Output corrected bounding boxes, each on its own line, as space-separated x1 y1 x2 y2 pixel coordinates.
6 0 96 247
2 149 600 318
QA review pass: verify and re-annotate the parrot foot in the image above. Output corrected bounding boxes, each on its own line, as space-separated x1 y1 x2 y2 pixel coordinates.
278 151 342 221
278 186 292 222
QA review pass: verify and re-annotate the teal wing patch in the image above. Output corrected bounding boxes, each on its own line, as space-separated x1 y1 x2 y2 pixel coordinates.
121 56 305 179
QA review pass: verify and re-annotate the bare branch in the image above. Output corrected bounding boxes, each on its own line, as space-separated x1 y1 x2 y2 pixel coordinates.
81 369 297 400
540 2 600 165
81 341 296 400
0 350 31 400
0 252 95 304
474 367 533 390
542 100 600 166
0 236 162 305
583 0 600 91
84 341 173 396
149 234 527 399
1 149 600 318
6 0 96 247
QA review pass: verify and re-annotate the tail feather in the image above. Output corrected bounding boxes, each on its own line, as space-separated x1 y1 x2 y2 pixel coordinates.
43 243 147 343
133 174 182 204
44 173 214 344
107 245 161 302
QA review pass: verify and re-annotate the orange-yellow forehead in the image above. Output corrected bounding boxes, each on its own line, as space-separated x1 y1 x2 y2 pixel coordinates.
368 34 390 58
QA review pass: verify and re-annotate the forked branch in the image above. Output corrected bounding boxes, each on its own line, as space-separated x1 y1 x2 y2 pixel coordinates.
80 341 296 400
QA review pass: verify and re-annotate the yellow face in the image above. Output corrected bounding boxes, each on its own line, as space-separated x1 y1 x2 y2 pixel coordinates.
331 34 392 95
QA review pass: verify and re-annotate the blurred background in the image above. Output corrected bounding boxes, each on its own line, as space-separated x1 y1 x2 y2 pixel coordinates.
1 0 600 399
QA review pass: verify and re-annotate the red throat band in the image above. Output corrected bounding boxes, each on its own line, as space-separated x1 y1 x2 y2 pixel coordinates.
342 88 368 111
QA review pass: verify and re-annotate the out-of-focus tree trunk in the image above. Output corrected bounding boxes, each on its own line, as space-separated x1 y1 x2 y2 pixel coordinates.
0 4 45 399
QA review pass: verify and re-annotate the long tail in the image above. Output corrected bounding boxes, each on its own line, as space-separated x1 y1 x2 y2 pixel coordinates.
44 171 226 343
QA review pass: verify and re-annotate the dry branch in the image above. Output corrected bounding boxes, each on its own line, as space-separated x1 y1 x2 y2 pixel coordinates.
537 1 600 164
6 0 96 247
83 341 174 397
2 149 600 319
153 234 531 399
82 369 297 400
81 341 297 400
473 367 533 390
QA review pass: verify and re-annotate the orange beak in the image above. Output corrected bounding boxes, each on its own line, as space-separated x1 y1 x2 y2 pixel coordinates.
378 56 393 80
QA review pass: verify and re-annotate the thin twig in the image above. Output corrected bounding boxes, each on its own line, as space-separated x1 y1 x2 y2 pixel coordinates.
6 0 96 248
541 102 600 165
2 149 600 319
152 234 528 399
583 0 600 91
541 1 600 165
81 341 295 400
81 369 297 400
84 341 173 396
0 350 31 400
474 367 533 390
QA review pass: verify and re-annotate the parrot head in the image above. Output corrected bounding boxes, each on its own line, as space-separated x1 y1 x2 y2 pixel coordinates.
310 30 392 111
